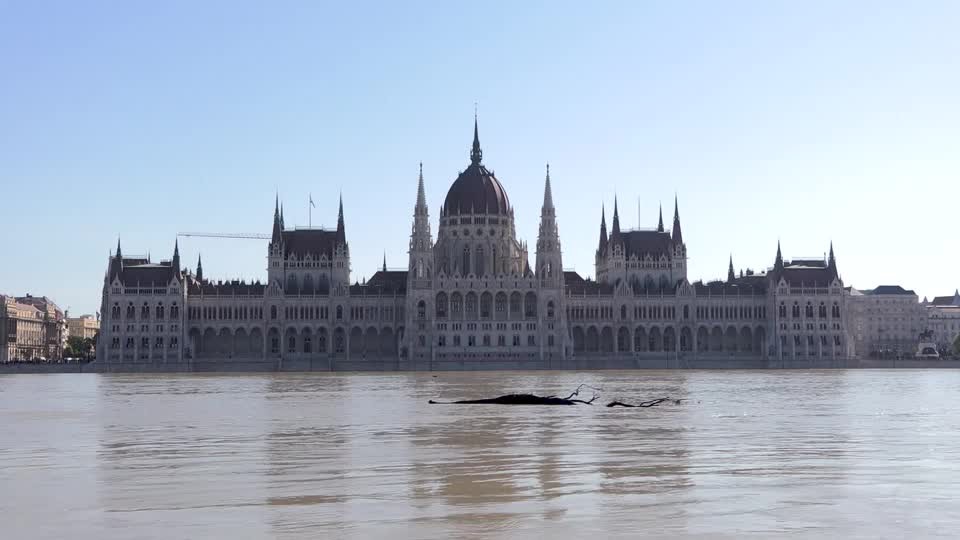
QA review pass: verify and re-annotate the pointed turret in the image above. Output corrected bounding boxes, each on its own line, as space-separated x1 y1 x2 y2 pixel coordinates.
470 113 483 165
271 195 282 243
542 163 554 212
774 241 784 273
827 241 837 277
672 196 683 244
382 252 387 272
611 196 621 238
728 255 735 282
280 203 285 230
415 162 428 215
598 204 608 254
196 254 204 282
536 163 562 282
657 203 664 232
116 237 122 259
172 239 180 270
336 194 346 244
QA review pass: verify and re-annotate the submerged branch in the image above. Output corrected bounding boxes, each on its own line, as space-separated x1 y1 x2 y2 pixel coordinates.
606 397 679 408
429 385 601 406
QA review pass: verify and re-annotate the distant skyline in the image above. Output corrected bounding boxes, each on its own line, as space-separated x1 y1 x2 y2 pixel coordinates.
2 1 958 315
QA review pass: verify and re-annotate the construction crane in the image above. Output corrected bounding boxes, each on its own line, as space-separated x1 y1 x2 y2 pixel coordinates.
177 232 271 240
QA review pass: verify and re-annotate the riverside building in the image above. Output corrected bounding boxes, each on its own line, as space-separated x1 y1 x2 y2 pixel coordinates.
96 120 854 369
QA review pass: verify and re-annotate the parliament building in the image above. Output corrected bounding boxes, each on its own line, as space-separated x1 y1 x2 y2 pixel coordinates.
97 120 853 370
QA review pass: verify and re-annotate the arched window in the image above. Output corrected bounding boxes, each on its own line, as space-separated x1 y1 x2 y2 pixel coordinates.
491 247 498 275
170 303 179 319
792 302 801 318
336 305 343 320
475 247 484 276
779 302 787 318
621 305 627 320
111 303 120 319
287 335 296 353
156 303 164 320
436 293 448 318
818 302 827 318
417 300 426 320
832 303 841 318
126 303 135 319
805 302 814 318
270 305 277 319
303 336 312 353
462 246 470 275
547 301 555 319
141 303 150 320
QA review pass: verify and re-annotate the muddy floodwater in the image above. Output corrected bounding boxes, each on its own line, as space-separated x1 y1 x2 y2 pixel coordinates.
2 370 959 539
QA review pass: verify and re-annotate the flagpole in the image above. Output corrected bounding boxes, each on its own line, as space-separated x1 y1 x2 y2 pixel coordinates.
309 193 312 228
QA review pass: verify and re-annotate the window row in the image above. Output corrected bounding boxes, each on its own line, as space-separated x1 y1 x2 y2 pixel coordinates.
111 302 180 321
778 302 841 319
188 305 262 321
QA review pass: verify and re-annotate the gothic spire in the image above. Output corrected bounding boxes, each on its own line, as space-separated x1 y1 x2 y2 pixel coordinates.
172 238 180 269
196 254 204 282
272 195 282 243
116 237 122 258
613 196 622 235
728 255 735 282
336 193 346 244
672 195 683 244
598 204 608 254
280 203 285 230
774 241 784 273
470 113 483 165
657 203 664 232
415 162 427 214
542 163 554 212
383 252 387 272
828 241 837 277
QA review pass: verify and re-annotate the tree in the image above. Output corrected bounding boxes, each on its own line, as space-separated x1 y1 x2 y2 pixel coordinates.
953 334 960 357
65 336 94 359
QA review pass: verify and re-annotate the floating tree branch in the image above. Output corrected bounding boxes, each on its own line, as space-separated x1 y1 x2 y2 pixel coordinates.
429 384 601 406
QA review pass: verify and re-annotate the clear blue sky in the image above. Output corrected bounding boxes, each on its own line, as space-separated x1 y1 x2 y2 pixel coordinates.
2 1 958 315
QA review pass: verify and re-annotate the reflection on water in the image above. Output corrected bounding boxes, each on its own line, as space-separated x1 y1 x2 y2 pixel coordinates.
2 371 960 539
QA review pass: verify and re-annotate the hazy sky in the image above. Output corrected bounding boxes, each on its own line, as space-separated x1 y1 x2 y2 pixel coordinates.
2 1 958 315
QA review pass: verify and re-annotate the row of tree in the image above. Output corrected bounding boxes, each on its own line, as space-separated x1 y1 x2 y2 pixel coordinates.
64 336 97 359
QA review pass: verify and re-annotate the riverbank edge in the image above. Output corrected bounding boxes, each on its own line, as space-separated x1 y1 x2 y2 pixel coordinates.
3 357 959 373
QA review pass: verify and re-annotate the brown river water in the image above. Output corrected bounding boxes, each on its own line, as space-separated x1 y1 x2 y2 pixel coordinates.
2 371 959 539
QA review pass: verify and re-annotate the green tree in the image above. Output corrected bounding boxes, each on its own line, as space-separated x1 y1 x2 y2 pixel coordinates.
65 336 94 358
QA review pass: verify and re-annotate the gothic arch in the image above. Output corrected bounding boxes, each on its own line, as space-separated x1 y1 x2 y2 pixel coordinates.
586 326 599 352
710 326 723 352
600 327 614 353
573 326 585 352
697 326 709 352
648 326 662 352
524 292 537 318
663 326 676 352
634 326 648 352
725 326 738 352
680 326 693 352
617 326 630 353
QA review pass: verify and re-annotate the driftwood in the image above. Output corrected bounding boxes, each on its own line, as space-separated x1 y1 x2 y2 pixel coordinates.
606 397 679 408
429 384 601 406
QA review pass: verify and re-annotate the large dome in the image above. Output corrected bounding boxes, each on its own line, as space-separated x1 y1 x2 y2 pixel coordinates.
442 118 511 217
443 163 511 216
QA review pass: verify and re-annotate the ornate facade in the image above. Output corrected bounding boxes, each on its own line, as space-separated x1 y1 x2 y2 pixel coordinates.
96 119 854 369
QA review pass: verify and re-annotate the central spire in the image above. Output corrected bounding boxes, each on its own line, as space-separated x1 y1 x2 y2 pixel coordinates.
470 113 483 165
